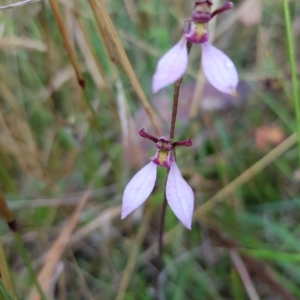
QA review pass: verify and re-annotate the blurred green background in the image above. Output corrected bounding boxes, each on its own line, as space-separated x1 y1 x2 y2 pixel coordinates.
0 0 300 299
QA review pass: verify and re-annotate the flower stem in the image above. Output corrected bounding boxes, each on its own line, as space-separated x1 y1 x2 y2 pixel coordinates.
155 42 192 299
169 42 193 139
158 194 168 261
169 77 183 140
154 183 168 300
282 0 300 163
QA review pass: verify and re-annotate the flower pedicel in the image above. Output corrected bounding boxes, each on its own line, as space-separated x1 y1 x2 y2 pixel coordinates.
121 129 194 229
152 1 238 96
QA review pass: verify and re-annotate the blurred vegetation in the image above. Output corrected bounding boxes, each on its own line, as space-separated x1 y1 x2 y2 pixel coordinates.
0 0 299 299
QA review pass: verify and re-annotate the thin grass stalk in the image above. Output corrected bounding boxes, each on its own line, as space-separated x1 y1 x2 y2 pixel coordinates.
74 15 119 120
40 0 58 119
14 233 47 300
0 279 14 300
0 241 14 298
87 0 116 64
48 0 84 88
81 88 110 158
230 250 260 300
282 0 300 162
73 15 106 89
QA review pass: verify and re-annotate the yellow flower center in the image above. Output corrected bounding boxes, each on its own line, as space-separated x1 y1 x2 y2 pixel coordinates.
157 150 168 165
195 23 207 40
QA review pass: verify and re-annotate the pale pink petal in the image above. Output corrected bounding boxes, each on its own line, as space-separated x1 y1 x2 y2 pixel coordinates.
121 161 157 219
152 37 188 93
166 162 194 229
201 42 238 96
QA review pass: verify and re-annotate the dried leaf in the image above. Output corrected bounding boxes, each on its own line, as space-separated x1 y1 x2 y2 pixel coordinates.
0 37 46 51
29 188 91 300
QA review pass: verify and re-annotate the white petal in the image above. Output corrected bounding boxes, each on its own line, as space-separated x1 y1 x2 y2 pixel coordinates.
152 37 188 93
201 42 238 96
121 162 157 219
166 162 194 229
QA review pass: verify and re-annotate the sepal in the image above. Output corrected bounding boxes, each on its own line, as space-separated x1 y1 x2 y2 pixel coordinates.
152 38 188 93
201 42 238 96
121 162 157 219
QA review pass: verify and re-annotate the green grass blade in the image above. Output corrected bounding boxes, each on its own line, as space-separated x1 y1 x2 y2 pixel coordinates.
282 0 300 162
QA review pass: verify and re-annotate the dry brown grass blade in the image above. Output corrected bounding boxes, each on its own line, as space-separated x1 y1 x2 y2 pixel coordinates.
0 240 15 297
0 77 43 178
115 208 153 300
90 0 161 136
210 229 297 300
29 187 92 300
87 0 117 64
73 17 105 90
48 0 84 88
74 15 119 119
70 206 121 246
194 133 297 219
230 250 260 300
0 37 47 51
0 190 15 297
122 0 138 24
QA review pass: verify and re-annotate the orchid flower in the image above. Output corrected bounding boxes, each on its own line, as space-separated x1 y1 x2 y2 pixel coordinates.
121 129 194 229
152 1 238 96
